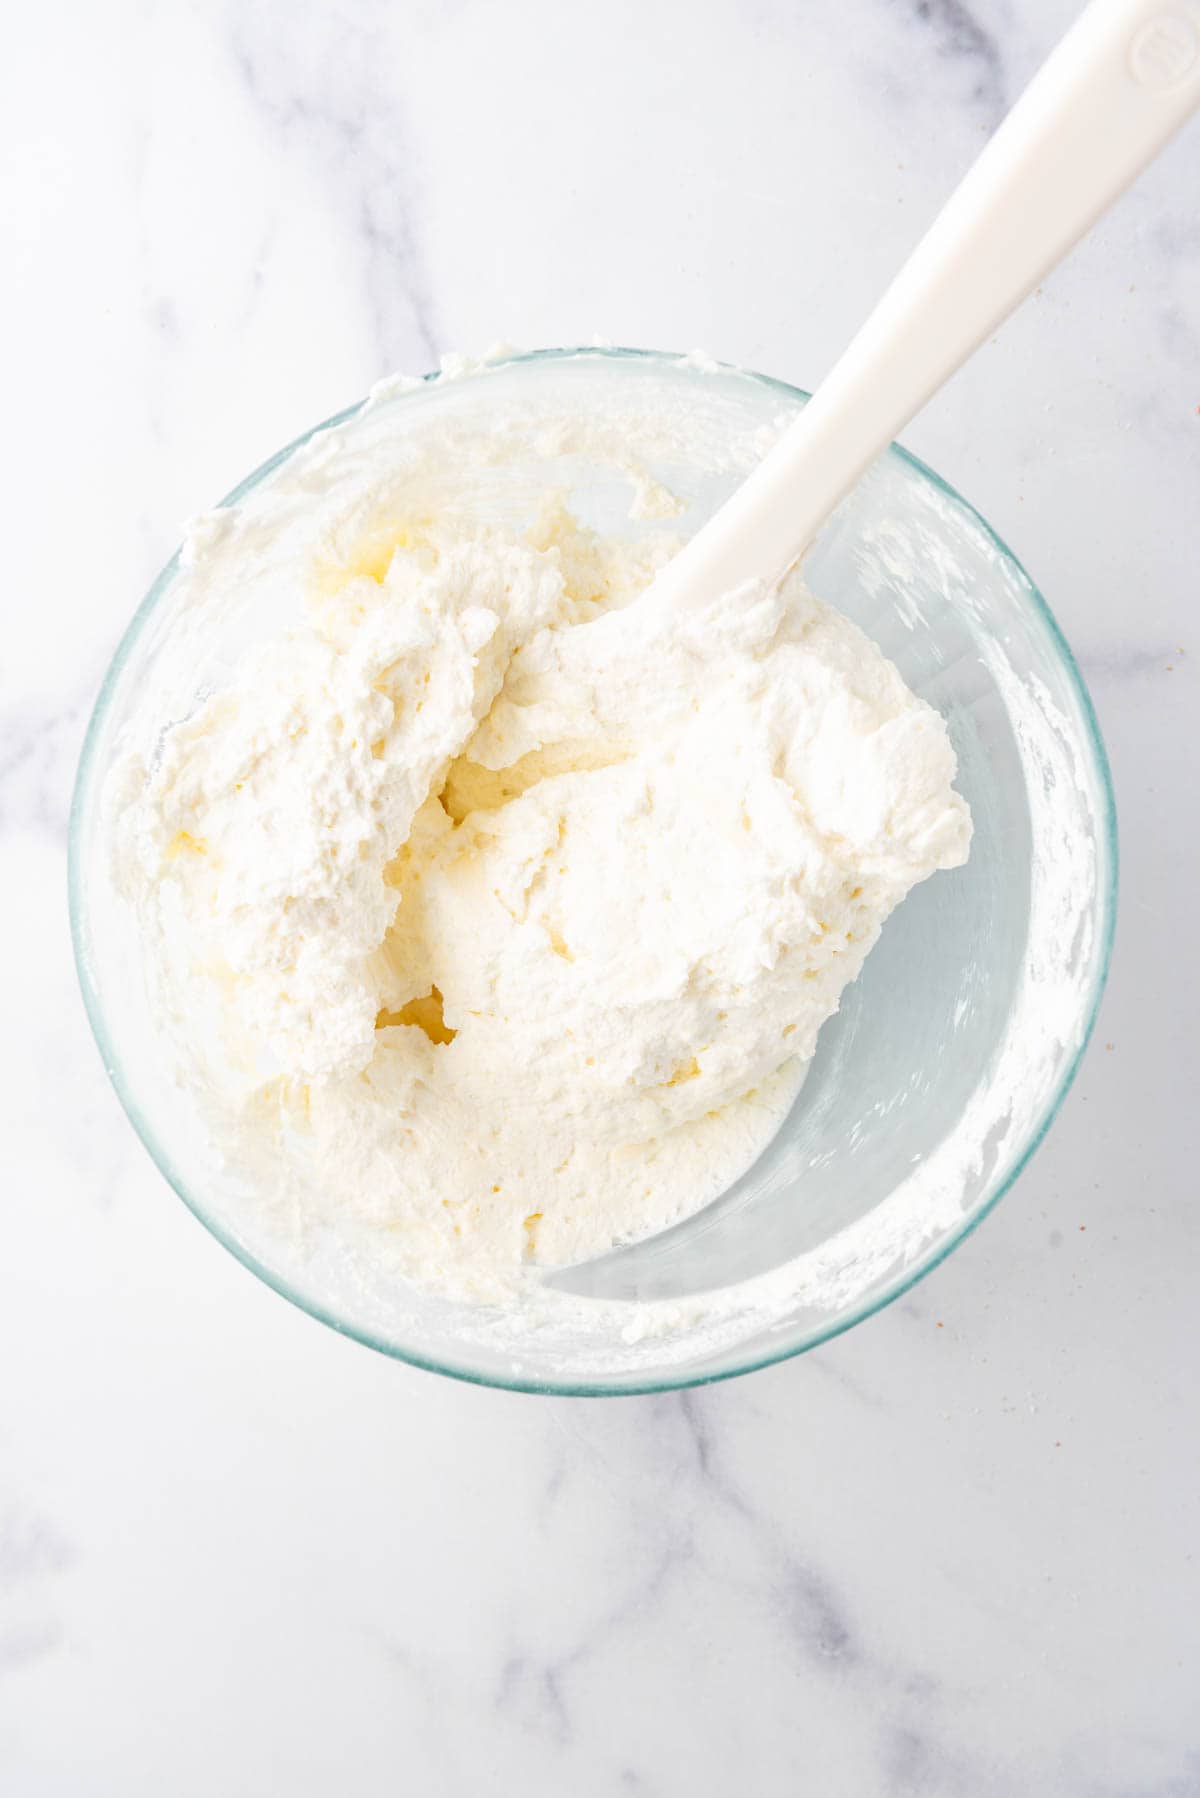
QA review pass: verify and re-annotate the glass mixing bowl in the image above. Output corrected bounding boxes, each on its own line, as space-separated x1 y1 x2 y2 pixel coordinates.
70 348 1116 1394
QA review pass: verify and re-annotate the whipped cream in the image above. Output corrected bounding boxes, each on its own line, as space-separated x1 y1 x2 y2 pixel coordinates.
113 377 971 1304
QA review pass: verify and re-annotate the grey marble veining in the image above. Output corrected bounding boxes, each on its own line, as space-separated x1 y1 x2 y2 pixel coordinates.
2 0 1197 1792
911 0 1011 123
227 7 444 368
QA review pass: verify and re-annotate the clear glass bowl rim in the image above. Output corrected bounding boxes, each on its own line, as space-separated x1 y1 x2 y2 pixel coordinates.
68 345 1119 1397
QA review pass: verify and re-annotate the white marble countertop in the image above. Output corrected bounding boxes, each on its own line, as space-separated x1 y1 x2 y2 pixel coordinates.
3 1 1198 1791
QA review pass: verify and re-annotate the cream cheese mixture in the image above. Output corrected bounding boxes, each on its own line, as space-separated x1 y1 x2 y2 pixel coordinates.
113 372 972 1304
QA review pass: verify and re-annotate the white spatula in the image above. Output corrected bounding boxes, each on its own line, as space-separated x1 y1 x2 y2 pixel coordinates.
650 0 1200 613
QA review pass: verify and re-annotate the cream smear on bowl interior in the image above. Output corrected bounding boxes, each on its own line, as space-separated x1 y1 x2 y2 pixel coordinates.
75 349 1112 1388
